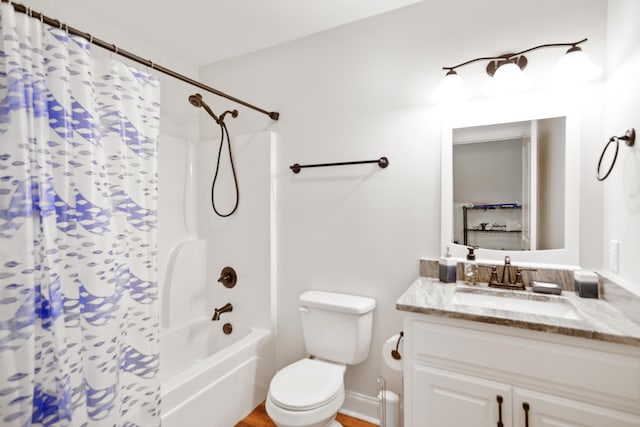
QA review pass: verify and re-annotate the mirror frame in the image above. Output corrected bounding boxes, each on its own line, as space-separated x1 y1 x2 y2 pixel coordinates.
441 92 581 269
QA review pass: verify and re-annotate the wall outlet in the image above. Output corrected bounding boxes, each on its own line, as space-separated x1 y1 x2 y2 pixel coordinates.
608 240 619 273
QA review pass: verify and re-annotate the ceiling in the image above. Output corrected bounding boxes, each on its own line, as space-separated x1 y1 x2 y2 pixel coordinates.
20 0 423 66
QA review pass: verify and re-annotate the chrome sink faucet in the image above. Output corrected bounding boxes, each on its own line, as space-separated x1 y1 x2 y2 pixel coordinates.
488 256 525 291
211 302 233 321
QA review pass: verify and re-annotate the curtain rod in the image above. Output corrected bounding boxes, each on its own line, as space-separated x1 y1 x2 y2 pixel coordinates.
1 0 280 121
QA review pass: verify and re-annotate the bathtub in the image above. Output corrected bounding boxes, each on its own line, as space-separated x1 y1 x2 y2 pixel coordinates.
160 318 274 426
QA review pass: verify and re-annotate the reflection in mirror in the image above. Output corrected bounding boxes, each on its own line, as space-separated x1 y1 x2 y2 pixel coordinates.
452 118 565 251
440 93 580 267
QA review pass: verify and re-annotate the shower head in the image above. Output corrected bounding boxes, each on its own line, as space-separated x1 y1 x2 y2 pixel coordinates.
188 93 238 124
188 93 204 108
188 93 220 123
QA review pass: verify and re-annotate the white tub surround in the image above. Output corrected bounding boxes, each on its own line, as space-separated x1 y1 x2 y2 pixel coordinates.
161 319 274 426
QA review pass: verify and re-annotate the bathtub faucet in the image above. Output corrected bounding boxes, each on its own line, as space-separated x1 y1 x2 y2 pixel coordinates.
211 303 233 321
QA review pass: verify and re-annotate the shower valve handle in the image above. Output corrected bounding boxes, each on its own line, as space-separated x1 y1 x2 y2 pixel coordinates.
217 266 237 288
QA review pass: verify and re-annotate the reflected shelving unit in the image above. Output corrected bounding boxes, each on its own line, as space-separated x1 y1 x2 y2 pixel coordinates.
462 203 523 250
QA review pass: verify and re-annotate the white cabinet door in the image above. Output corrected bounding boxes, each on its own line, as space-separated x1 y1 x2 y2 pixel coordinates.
413 364 513 427
513 388 640 427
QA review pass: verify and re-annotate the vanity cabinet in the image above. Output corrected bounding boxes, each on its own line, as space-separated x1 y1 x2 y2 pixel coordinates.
403 313 640 427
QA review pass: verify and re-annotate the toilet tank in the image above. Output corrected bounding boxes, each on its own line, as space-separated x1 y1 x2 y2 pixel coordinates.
299 291 376 365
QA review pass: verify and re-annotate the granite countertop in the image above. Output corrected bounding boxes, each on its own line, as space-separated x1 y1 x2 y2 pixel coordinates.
396 277 640 347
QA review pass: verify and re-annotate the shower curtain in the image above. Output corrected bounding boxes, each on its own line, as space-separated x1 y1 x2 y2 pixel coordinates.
0 4 160 426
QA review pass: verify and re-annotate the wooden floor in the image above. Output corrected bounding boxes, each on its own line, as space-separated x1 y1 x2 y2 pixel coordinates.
235 401 377 427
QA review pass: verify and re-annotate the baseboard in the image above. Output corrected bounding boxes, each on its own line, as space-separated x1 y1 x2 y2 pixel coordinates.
339 390 380 425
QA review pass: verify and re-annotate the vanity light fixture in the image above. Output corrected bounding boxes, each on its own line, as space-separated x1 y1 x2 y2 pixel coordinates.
432 38 601 102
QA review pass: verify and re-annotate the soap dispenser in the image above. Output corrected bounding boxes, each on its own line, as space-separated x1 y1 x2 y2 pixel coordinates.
439 246 457 283
464 246 478 285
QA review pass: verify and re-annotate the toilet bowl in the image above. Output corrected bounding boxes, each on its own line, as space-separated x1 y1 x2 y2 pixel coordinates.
266 358 346 427
266 291 376 427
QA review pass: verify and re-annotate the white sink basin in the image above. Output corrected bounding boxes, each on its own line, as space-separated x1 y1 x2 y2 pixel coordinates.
451 290 581 320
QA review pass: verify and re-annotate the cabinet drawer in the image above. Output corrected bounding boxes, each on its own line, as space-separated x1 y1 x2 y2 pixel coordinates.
410 318 640 411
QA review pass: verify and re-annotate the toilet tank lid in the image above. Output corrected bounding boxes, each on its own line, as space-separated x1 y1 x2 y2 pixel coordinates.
299 291 376 314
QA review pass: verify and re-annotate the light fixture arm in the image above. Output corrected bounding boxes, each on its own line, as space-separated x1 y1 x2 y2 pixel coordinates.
442 38 588 72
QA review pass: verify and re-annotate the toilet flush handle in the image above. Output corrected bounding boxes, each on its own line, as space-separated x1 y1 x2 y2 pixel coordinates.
299 306 310 313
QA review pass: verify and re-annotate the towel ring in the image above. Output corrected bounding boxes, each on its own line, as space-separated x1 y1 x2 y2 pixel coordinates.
597 128 635 181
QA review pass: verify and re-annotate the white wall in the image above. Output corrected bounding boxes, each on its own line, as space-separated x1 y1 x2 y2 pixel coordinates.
199 0 608 400
604 0 640 294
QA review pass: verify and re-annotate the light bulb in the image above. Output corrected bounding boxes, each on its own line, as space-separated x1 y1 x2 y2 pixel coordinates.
431 70 470 104
487 62 531 95
554 46 602 85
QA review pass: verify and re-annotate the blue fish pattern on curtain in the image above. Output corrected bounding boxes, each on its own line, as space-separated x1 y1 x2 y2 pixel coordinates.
0 4 160 426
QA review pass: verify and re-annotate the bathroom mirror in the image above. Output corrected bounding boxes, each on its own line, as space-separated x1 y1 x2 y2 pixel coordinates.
453 117 565 251
441 93 580 267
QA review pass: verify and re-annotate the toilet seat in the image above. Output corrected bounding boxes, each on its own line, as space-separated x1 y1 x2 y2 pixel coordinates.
268 358 345 411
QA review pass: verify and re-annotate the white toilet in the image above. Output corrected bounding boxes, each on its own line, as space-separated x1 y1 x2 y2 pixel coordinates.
266 290 376 427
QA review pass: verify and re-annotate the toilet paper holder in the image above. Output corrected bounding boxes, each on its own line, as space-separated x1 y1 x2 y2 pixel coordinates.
391 331 403 360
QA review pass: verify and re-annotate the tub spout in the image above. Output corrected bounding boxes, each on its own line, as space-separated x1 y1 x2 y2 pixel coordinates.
211 303 233 321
